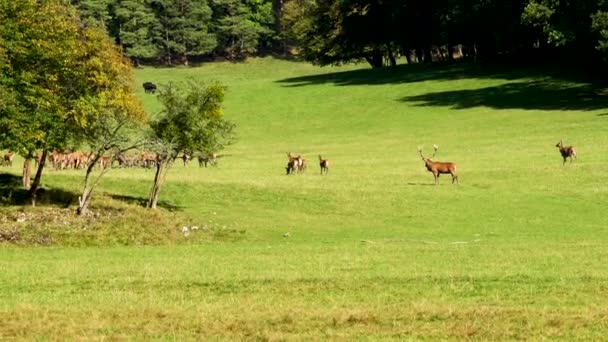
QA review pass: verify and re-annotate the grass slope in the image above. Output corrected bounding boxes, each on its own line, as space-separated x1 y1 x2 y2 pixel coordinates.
1 58 608 339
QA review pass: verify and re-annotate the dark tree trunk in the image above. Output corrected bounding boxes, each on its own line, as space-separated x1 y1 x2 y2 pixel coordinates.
28 149 48 206
423 45 433 63
365 51 384 68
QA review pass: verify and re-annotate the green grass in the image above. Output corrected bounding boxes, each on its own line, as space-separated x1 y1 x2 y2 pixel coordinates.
2 57 608 339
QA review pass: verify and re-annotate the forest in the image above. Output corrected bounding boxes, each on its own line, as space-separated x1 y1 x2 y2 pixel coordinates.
71 0 608 68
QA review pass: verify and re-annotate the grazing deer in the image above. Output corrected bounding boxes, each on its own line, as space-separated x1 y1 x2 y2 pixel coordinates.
556 140 576 165
319 155 329 175
418 145 458 185
286 159 297 175
197 152 218 167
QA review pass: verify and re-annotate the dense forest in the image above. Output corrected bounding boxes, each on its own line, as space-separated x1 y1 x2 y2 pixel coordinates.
70 0 608 68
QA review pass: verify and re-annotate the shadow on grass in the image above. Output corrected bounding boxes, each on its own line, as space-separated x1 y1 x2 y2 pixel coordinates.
108 193 185 211
279 61 604 87
401 81 608 111
0 173 76 207
405 182 439 186
278 62 608 112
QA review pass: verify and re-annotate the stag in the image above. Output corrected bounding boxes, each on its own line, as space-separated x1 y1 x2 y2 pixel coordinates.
418 145 458 185
556 140 576 165
319 155 329 175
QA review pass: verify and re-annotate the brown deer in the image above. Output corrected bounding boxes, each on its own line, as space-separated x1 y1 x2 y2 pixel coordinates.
556 140 576 165
3 152 14 167
319 155 329 175
418 145 458 185
286 152 303 175
182 152 191 167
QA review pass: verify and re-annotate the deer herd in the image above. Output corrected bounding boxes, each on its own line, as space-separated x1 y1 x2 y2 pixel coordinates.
285 139 578 184
0 140 578 185
0 151 218 171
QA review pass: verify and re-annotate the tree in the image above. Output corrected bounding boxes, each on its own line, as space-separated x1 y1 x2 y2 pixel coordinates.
592 9 608 61
147 81 235 209
212 0 275 59
71 0 115 30
0 0 84 199
73 28 146 215
150 0 217 65
0 0 145 206
115 0 160 66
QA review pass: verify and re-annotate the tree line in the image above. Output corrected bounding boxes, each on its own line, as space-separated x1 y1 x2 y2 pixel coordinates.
71 0 276 65
0 0 234 213
70 0 608 69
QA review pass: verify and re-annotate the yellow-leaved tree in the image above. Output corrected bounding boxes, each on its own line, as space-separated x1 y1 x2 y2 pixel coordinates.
0 0 145 209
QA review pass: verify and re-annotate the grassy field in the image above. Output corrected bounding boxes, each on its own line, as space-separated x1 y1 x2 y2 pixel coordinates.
1 58 608 339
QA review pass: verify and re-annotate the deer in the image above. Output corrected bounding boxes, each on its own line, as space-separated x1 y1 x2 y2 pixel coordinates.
319 155 329 175
3 152 14 167
418 145 458 185
555 140 576 165
182 152 191 167
286 152 303 175
197 152 217 167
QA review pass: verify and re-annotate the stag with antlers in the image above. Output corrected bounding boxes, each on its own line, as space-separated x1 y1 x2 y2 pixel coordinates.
418 145 458 185
555 140 577 165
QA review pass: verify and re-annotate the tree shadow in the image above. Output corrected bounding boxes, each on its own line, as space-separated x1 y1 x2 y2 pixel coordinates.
401 81 608 111
0 173 77 207
108 193 185 211
278 61 608 111
279 61 605 87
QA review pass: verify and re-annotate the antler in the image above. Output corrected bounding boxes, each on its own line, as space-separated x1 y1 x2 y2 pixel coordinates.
431 144 438 158
418 145 425 160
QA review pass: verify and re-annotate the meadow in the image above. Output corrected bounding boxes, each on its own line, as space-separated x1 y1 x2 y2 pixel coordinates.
1 58 608 339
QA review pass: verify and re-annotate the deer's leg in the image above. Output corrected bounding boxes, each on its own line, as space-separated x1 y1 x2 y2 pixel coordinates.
434 172 439 185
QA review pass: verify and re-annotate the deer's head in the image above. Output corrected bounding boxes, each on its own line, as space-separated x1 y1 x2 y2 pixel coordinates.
418 145 438 164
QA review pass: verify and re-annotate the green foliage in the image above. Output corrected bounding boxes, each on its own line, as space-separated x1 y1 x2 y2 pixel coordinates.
71 0 114 29
151 81 235 156
592 10 608 58
211 0 275 58
115 0 160 62
150 0 217 64
0 0 83 155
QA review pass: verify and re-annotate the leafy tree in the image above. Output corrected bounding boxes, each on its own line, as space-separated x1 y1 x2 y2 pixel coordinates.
115 0 160 65
592 9 608 60
71 0 115 29
212 0 274 59
73 28 146 215
147 81 235 209
150 0 217 65
0 0 145 206
0 0 84 197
